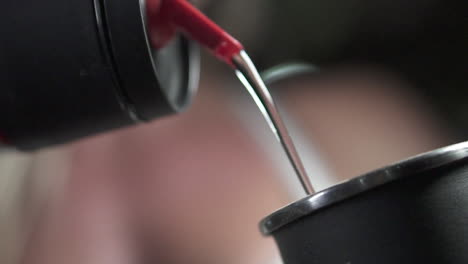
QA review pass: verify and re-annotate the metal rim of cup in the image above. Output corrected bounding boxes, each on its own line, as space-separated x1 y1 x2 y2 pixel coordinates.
260 141 468 235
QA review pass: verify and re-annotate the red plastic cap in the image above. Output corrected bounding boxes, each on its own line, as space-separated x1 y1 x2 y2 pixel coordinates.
147 0 244 66
147 0 178 49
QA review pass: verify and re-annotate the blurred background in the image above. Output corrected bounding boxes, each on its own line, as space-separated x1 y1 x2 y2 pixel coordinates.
0 0 466 263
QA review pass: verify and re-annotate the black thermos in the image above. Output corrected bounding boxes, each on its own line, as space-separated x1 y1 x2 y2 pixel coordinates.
261 142 468 264
0 0 199 150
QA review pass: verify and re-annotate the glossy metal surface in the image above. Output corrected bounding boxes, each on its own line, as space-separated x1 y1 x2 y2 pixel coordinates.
260 141 468 235
140 0 200 113
232 50 315 195
261 63 319 85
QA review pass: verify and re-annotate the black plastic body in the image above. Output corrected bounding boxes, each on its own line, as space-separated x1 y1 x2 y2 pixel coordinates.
271 160 468 264
0 0 199 150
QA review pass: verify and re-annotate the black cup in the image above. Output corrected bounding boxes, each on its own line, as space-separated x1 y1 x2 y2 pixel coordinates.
261 142 468 264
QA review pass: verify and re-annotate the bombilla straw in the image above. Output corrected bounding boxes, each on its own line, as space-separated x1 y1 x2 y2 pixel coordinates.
156 0 244 65
155 0 315 195
233 51 315 195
